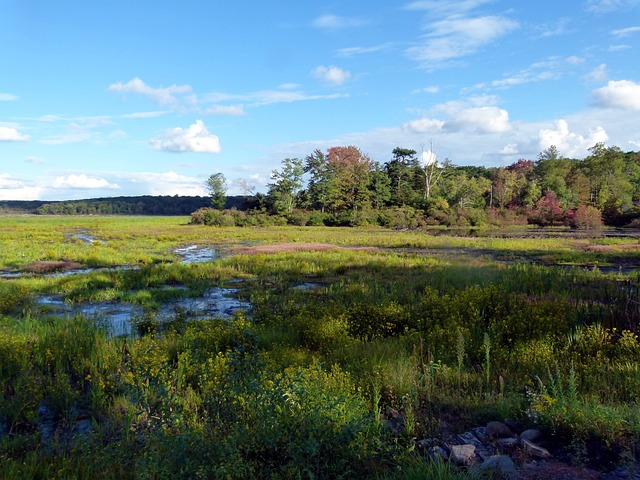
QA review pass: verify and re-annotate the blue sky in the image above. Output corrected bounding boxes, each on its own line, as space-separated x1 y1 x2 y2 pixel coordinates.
2 0 640 200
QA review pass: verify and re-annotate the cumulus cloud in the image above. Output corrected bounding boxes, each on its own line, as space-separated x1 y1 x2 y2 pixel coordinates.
150 120 221 153
52 174 121 190
108 77 193 107
311 66 352 86
592 80 640 110
0 174 42 200
403 117 445 133
26 156 46 164
585 64 608 82
0 93 18 101
405 96 511 135
0 126 29 142
407 15 519 69
448 106 511 133
539 119 608 157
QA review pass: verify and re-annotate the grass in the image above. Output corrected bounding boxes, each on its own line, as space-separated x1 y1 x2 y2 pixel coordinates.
1 215 640 478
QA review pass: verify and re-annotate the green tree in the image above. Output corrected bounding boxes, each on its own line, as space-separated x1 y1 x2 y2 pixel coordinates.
384 147 419 206
581 143 632 209
368 162 392 209
267 158 305 215
205 173 227 209
304 149 336 213
326 146 374 212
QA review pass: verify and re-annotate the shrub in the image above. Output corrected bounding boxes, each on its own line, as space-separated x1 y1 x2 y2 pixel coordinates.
566 205 603 230
528 191 565 226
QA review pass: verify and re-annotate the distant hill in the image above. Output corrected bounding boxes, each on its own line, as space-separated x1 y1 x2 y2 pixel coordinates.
0 195 249 215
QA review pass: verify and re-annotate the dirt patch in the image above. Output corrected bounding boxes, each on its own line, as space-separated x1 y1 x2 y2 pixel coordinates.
23 261 84 273
229 243 378 255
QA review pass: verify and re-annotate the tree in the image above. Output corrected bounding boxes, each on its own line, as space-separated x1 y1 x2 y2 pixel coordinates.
581 143 632 209
385 147 419 206
368 162 392 209
420 142 449 202
205 173 227 209
267 158 305 215
305 149 336 213
326 146 374 212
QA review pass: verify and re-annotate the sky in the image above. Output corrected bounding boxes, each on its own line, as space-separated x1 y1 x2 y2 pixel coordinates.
1 0 640 201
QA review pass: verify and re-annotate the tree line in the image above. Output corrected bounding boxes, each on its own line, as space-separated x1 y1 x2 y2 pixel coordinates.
198 143 640 228
1 196 246 216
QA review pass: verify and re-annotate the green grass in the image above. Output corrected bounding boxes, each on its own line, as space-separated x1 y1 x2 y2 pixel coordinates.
1 215 639 478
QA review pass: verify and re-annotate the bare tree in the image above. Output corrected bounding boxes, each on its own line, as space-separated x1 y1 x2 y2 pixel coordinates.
420 140 450 201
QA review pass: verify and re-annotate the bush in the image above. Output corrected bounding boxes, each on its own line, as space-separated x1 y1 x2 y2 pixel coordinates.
566 205 603 230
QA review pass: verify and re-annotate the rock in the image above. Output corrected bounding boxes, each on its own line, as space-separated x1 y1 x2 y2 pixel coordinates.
414 438 438 450
486 420 515 438
519 428 542 443
477 455 518 480
458 431 483 448
428 446 449 462
496 437 519 448
450 444 476 465
504 418 523 434
521 439 551 459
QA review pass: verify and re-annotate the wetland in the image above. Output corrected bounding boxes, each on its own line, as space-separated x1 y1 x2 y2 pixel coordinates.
1 216 640 479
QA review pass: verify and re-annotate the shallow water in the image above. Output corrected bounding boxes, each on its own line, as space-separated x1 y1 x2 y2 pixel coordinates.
174 245 219 264
34 287 250 336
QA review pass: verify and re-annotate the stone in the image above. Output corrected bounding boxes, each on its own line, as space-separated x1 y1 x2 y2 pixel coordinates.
457 431 483 447
477 455 518 480
504 418 523 434
519 428 542 443
450 444 476 465
429 446 449 462
486 420 515 438
521 439 551 459
496 437 519 448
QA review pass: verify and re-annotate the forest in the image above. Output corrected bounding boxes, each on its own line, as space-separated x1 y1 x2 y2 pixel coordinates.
194 143 640 230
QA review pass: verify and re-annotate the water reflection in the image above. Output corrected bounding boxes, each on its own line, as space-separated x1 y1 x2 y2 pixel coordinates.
34 287 250 337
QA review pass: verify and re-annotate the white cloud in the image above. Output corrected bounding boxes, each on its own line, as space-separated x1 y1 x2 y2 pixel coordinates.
122 111 169 119
26 156 46 164
203 105 245 116
311 14 368 29
150 120 221 154
585 64 608 82
611 25 640 36
204 89 346 107
421 150 438 166
500 144 519 155
448 106 511 133
412 86 440 94
404 1 494 15
52 174 120 190
539 119 608 157
407 15 519 69
311 65 352 86
0 126 29 142
585 0 639 13
403 117 445 133
117 171 208 196
337 43 393 57
108 77 193 107
0 174 42 200
592 80 640 110
0 93 18 101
